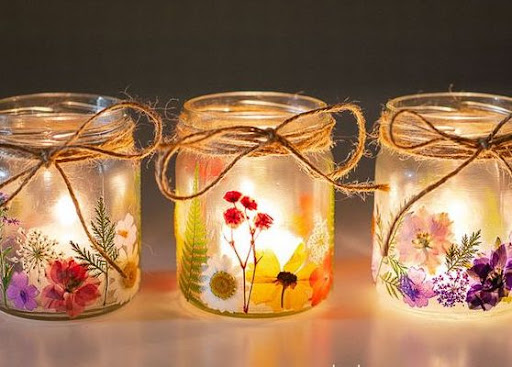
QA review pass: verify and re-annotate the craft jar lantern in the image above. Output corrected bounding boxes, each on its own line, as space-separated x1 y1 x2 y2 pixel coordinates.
0 93 143 320
373 92 512 317
172 92 336 317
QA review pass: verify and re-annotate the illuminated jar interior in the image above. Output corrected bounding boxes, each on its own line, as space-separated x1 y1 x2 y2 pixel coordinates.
0 93 141 320
373 92 512 317
175 92 335 317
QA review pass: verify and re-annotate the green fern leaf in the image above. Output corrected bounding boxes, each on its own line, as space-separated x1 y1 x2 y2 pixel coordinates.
91 197 118 261
179 167 208 303
445 230 481 271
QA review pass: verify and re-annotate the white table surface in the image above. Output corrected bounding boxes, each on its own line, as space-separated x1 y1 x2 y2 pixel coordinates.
1 256 510 367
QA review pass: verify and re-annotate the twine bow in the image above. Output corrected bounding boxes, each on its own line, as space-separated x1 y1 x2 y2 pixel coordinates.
379 109 512 258
0 101 163 278
156 103 387 201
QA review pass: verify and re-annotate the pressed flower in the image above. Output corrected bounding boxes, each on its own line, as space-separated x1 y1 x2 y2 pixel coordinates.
248 244 315 312
6 272 39 311
223 207 244 228
240 196 258 211
254 213 273 230
110 244 141 304
41 258 100 318
12 228 63 282
466 244 512 311
397 207 454 274
223 191 243 203
114 213 137 250
309 254 333 306
399 267 436 308
306 216 330 264
433 268 470 307
200 255 243 312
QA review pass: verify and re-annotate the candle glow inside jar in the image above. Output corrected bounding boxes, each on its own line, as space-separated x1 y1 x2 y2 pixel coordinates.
0 93 141 320
175 92 335 317
373 92 512 317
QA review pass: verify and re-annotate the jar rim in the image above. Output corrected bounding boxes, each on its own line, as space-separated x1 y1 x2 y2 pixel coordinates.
181 91 328 128
0 92 130 147
386 92 512 117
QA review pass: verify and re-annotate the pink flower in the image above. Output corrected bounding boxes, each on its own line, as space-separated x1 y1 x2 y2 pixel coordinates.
240 196 258 211
223 191 242 203
41 258 100 318
254 213 273 230
397 207 453 274
399 267 436 308
223 207 244 228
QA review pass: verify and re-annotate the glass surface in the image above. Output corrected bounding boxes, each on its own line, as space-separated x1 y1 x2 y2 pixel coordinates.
175 92 335 317
0 93 141 320
373 92 512 317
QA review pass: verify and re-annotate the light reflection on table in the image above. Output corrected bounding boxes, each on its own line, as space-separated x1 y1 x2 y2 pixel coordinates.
0 258 511 367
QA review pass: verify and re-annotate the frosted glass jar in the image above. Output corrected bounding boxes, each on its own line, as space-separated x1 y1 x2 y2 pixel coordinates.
0 93 141 320
175 92 334 317
373 92 512 317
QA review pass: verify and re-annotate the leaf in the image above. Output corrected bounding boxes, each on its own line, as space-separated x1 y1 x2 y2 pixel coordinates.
70 241 106 277
380 271 402 299
179 166 208 303
445 230 481 271
91 197 118 262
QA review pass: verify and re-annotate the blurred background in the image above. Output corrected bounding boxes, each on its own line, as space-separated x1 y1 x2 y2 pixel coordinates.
1 0 511 271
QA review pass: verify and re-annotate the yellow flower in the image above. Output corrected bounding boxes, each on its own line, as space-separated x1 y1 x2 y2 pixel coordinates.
247 243 315 312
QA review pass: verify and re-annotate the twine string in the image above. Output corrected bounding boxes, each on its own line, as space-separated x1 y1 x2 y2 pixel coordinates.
156 103 388 202
0 101 163 278
380 109 512 258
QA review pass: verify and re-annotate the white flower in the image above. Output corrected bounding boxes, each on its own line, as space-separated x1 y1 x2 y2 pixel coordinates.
114 213 137 251
200 255 243 313
110 244 141 305
11 228 63 283
306 216 330 264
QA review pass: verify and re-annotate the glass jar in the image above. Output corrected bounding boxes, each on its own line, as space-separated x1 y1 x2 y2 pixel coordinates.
174 92 335 317
0 93 141 320
373 92 512 317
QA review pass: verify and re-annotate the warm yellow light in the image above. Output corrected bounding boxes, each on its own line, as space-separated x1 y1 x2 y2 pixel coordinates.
53 195 79 226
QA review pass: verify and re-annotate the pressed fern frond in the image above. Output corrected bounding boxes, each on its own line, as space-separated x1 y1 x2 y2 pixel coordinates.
445 230 481 272
91 197 118 261
179 166 208 303
70 241 106 277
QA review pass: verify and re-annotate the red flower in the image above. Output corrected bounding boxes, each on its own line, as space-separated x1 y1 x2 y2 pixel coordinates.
241 196 258 210
223 191 242 203
309 255 333 306
41 258 100 318
254 213 273 230
224 207 244 228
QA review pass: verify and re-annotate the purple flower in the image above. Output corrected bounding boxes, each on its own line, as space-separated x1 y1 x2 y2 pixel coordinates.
399 267 436 307
433 269 470 307
466 244 512 311
6 272 39 311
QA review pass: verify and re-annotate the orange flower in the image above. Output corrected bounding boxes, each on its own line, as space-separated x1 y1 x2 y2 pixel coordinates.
309 255 333 306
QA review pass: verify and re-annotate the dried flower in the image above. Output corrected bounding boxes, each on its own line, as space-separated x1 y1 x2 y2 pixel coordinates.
6 272 39 311
41 258 100 318
223 191 242 203
399 267 436 307
254 213 273 230
223 207 244 228
12 228 64 281
465 244 512 311
240 196 258 211
432 268 470 307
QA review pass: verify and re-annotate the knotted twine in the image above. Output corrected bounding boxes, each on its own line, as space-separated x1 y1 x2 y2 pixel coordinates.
156 103 388 202
0 101 163 278
378 108 512 259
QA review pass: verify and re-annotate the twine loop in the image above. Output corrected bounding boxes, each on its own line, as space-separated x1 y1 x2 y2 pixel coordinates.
156 103 387 202
0 101 163 278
